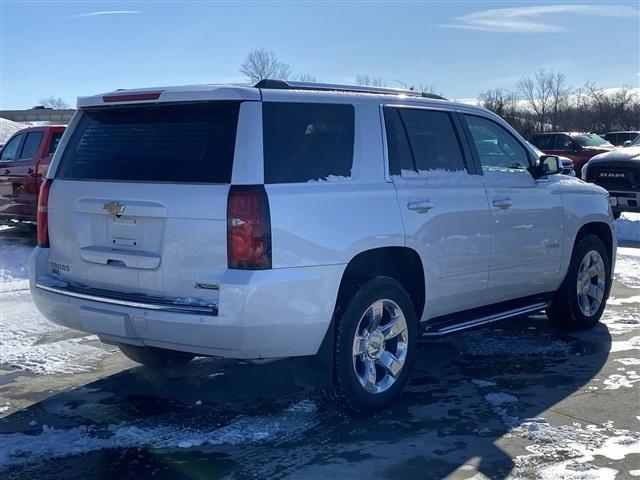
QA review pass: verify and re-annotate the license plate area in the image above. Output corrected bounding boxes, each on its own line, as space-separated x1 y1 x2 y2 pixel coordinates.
110 217 139 247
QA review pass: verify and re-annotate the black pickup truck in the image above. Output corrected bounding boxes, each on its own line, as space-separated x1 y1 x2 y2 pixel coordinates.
583 136 640 219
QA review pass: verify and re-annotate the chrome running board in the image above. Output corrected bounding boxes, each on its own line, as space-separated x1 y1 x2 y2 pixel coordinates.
421 301 550 337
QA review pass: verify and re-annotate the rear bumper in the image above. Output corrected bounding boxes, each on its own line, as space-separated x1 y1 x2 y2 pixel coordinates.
29 247 344 359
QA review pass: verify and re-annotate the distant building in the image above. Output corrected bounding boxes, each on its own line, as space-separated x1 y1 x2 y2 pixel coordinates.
0 107 75 124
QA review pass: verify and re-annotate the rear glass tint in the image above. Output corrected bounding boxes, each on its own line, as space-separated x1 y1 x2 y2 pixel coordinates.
57 102 240 183
262 102 354 183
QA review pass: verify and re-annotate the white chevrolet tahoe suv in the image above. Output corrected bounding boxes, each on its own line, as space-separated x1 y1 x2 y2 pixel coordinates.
30 80 616 411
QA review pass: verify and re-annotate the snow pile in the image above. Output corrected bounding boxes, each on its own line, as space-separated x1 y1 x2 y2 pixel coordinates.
614 247 640 288
615 212 640 244
1 229 112 374
0 289 111 374
0 118 28 144
0 400 318 468
510 420 640 480
0 234 33 293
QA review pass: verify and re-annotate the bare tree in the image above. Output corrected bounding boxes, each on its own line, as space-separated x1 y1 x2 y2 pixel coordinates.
478 88 529 133
549 72 571 130
38 96 70 109
356 74 385 87
517 69 557 131
240 49 290 83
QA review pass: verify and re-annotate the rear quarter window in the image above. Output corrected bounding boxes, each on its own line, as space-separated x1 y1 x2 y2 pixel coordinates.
57 102 240 183
262 102 355 183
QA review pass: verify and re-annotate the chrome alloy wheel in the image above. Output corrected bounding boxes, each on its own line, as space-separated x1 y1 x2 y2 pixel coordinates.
576 250 606 317
352 299 409 394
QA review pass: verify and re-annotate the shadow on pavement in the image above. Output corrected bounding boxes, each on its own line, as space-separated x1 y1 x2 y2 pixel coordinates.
0 311 612 480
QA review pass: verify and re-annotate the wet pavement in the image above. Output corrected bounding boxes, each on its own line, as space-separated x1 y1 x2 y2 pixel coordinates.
1 226 639 479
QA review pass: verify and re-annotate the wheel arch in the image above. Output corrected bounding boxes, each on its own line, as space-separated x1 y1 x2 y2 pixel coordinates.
574 221 614 265
336 246 426 321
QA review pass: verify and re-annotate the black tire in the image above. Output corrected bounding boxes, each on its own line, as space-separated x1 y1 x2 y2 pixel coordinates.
547 234 611 331
613 211 621 220
117 344 195 368
332 276 417 412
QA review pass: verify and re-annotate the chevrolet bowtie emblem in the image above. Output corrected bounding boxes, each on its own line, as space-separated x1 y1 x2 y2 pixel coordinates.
103 201 125 215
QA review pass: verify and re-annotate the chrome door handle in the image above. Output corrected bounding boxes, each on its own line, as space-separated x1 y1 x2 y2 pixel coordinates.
492 198 513 209
407 200 434 213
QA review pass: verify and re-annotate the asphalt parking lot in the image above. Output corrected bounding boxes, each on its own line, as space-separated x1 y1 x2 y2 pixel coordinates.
1 224 639 479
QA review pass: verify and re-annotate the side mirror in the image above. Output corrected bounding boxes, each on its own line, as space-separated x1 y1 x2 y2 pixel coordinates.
623 140 632 147
536 155 563 177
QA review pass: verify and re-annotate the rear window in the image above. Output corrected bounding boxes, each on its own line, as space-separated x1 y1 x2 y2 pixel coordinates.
262 102 354 183
57 102 240 183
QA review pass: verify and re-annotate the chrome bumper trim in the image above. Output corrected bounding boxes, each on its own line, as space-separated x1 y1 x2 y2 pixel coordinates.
36 281 218 315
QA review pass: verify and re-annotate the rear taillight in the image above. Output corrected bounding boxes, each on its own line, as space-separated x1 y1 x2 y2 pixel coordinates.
37 179 52 247
227 185 272 270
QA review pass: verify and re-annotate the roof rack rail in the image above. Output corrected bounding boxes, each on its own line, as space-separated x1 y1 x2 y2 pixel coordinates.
254 79 447 100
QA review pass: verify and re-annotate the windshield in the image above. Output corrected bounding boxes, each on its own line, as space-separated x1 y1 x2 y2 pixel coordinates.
573 133 612 148
527 141 544 157
632 136 640 146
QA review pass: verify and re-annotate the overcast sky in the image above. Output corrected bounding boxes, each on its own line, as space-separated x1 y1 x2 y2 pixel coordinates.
1 1 639 109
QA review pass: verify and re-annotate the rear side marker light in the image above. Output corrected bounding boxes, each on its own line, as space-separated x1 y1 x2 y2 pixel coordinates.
37 179 53 247
227 185 272 270
102 91 162 102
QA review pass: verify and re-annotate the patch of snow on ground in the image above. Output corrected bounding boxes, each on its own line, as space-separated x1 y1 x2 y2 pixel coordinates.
600 307 640 335
607 295 640 305
611 336 640 353
0 232 33 292
615 247 640 288
0 400 318 469
509 419 640 480
1 229 112 374
614 358 640 366
485 392 518 406
0 288 111 374
615 212 640 244
602 373 638 390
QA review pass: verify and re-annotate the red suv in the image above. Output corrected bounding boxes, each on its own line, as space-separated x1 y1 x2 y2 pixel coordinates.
0 126 65 225
528 132 615 176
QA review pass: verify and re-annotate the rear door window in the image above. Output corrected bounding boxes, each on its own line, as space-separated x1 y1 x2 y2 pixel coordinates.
530 134 553 150
19 132 44 160
262 102 354 183
385 107 466 175
57 102 240 183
